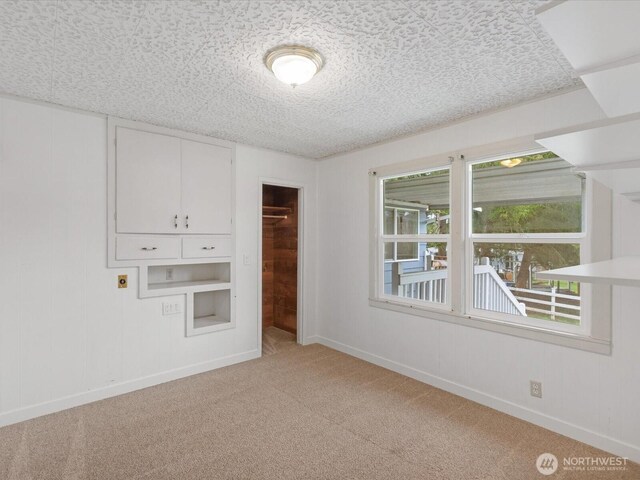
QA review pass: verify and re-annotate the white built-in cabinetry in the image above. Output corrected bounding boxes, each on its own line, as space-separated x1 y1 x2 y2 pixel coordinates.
116 126 232 236
108 118 235 335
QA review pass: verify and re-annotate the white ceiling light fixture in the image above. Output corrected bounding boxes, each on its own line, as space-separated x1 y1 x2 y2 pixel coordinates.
500 158 522 168
264 45 324 87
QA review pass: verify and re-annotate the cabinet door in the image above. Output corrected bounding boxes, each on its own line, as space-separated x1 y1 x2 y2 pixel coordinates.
181 140 232 234
116 127 181 234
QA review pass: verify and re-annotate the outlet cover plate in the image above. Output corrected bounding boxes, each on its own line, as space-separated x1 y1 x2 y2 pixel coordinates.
530 380 542 398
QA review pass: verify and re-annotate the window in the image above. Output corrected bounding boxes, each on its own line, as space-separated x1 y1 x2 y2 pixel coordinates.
371 146 612 353
379 167 450 306
468 152 585 333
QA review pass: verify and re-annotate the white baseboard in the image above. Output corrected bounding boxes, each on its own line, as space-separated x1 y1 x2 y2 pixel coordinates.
302 335 321 345
314 336 640 464
0 349 259 428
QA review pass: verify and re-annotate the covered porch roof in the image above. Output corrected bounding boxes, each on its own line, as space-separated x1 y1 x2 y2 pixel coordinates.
384 157 582 210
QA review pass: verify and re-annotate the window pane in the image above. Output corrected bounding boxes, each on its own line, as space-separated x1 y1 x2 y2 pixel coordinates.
472 153 583 234
383 168 450 235
384 242 394 261
473 242 580 325
396 209 419 235
384 207 395 235
397 241 419 260
384 242 448 304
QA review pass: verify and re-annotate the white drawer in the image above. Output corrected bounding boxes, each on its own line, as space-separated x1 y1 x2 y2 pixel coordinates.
116 236 180 260
182 236 232 259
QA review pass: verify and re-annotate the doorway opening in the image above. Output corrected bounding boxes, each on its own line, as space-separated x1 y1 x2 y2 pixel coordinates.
261 184 300 355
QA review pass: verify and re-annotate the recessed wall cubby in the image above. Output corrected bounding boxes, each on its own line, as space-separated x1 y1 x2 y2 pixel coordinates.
187 289 233 336
141 262 231 298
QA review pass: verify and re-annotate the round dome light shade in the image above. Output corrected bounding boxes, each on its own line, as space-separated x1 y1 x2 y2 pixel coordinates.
265 46 323 87
271 55 317 86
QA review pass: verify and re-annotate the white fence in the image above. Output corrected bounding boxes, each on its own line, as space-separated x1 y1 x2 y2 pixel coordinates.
509 286 580 322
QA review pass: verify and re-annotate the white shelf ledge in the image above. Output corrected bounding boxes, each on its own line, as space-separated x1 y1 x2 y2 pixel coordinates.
537 1 640 117
194 315 228 329
148 279 230 291
536 115 640 202
142 280 231 298
535 113 640 168
537 257 640 287
536 1 640 72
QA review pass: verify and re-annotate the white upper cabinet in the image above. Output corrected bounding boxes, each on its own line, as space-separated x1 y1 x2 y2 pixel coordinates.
116 127 182 234
181 140 232 234
115 126 232 236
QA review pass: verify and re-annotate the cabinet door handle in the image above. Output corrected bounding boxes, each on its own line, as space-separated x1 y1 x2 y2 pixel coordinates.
174 214 178 229
185 215 189 229
141 247 157 251
202 246 215 250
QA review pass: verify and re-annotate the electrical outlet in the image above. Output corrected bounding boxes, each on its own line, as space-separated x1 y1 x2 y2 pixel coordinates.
166 268 173 281
530 380 542 398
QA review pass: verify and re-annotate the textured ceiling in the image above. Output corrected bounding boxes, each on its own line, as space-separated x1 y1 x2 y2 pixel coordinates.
0 0 579 159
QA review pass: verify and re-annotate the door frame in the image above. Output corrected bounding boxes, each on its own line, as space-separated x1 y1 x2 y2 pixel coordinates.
258 178 305 351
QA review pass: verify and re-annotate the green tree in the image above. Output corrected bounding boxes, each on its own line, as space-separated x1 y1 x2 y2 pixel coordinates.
473 201 580 288
473 152 581 289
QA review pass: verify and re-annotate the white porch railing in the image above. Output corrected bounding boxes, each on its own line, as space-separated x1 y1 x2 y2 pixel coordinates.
391 263 447 303
391 262 527 316
473 265 527 316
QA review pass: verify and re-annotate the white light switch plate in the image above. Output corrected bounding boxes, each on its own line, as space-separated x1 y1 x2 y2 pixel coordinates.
162 302 182 316
243 254 251 265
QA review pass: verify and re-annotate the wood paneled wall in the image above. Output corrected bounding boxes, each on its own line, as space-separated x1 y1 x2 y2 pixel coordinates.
262 185 298 334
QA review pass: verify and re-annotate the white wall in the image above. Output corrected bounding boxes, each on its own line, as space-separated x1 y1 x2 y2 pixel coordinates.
316 88 640 462
0 96 318 424
2 87 639 461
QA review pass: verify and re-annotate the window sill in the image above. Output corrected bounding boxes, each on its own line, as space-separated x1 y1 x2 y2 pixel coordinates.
369 298 611 355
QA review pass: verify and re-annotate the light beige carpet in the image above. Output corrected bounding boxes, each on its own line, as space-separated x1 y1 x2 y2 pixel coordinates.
0 343 637 480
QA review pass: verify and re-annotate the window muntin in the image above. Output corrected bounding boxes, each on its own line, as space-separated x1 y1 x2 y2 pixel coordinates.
380 167 451 306
384 208 420 261
468 153 585 331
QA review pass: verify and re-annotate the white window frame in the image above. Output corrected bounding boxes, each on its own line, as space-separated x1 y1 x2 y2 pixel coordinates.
376 164 453 311
369 139 612 355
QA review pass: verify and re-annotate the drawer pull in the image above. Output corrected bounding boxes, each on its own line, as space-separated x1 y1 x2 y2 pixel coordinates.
141 247 158 251
174 214 178 229
202 246 216 250
185 215 189 229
